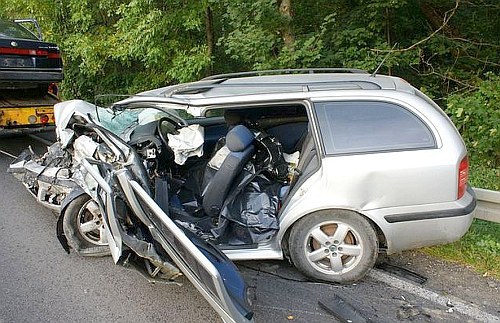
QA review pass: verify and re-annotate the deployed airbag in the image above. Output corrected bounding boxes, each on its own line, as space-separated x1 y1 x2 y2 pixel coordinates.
167 124 204 165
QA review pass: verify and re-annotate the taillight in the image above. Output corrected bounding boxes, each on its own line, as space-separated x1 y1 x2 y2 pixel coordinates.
47 51 61 59
0 47 60 58
40 114 50 124
0 47 45 56
457 156 469 199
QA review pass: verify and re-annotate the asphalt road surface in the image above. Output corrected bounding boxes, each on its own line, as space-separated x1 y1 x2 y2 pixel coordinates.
0 133 498 323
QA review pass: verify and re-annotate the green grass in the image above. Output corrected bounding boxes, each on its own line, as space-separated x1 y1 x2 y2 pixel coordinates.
423 219 500 279
468 162 500 191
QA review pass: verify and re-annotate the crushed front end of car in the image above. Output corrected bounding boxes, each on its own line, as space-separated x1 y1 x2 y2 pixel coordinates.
9 99 254 322
9 142 76 212
8 101 111 255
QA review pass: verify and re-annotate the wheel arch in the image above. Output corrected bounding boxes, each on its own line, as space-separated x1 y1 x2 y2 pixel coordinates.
56 188 88 254
280 208 387 259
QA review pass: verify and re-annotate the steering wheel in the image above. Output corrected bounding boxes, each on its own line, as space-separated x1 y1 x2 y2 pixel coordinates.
156 116 187 150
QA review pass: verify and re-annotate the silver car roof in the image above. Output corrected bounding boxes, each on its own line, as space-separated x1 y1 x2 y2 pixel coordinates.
115 71 416 108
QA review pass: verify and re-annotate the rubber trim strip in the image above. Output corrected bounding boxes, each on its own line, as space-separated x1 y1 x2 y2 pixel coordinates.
384 196 476 223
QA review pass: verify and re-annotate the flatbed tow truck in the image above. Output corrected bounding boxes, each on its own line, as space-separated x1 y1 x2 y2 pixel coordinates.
0 18 62 137
0 89 59 136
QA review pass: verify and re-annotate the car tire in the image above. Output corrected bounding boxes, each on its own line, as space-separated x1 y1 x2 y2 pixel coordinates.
62 194 110 257
289 209 378 283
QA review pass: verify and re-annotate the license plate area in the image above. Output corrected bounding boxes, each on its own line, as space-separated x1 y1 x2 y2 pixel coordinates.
0 56 34 68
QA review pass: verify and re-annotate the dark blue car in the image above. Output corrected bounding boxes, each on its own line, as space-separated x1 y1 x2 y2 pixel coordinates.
0 19 63 95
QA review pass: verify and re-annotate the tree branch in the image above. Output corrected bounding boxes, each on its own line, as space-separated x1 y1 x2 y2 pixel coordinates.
451 37 500 49
372 0 460 53
461 55 500 67
461 1 500 9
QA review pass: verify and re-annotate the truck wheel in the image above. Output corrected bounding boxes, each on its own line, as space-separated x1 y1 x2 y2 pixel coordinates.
62 194 110 256
289 210 378 283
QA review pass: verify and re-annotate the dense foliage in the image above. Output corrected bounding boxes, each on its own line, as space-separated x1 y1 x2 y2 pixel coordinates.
1 0 499 179
447 74 500 166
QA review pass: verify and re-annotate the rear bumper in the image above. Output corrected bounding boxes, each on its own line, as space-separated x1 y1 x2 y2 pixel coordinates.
0 69 63 84
366 186 476 254
0 105 55 128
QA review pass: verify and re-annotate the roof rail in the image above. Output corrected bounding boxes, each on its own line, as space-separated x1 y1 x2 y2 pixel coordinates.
202 68 369 81
163 80 380 98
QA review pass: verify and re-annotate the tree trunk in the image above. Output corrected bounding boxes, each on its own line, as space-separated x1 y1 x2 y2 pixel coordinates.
205 5 214 74
385 7 392 75
420 1 460 38
279 0 295 48
205 6 214 57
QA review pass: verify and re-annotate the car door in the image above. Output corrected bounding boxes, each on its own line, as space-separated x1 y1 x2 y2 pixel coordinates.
81 126 254 323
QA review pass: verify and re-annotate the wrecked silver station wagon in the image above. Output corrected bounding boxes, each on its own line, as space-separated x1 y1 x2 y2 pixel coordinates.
9 69 476 322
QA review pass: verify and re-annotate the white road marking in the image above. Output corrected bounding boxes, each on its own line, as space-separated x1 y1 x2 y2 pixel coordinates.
369 269 500 323
0 149 17 159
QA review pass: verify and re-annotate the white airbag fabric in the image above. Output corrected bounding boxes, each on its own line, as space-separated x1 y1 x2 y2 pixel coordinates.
167 125 204 165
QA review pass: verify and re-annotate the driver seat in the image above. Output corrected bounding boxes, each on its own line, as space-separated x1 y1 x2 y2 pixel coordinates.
201 125 255 217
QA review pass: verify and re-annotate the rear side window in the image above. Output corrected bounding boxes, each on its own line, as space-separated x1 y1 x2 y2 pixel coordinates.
315 101 435 154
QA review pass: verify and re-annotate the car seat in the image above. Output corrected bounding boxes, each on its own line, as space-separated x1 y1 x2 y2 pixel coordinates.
202 125 255 217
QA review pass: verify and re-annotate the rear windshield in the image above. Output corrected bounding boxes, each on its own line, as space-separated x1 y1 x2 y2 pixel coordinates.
0 20 39 40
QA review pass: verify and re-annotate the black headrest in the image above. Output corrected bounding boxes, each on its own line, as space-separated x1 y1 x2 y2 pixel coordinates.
226 125 254 152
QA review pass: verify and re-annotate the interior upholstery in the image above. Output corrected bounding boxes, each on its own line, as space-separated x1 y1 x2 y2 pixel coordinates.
202 125 255 217
266 122 308 153
226 125 255 152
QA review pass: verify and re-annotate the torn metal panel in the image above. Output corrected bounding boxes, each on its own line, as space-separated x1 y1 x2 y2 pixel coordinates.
120 253 182 285
129 180 254 322
119 229 181 282
73 135 99 162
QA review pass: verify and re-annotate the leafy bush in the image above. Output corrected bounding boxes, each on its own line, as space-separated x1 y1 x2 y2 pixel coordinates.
469 163 500 191
446 74 500 169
